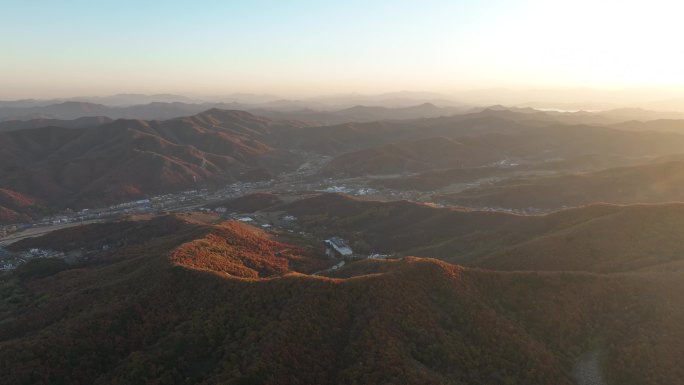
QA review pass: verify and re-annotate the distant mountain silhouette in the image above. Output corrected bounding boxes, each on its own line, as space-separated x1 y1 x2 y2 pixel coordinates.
612 118 684 134
0 116 112 132
0 101 211 121
0 100 464 124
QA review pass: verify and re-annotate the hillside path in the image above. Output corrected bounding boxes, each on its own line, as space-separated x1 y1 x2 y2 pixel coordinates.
574 349 606 385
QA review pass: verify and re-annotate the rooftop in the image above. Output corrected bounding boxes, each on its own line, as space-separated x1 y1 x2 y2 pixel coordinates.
325 236 353 256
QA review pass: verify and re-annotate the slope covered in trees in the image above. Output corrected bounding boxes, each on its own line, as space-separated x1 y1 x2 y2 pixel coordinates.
0 110 305 209
5 108 684 221
278 193 684 272
439 160 684 210
2 215 684 384
206 192 284 213
0 188 46 223
317 113 684 176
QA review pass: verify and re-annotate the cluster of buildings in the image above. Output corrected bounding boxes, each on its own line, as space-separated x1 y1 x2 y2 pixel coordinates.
1 180 276 241
324 237 354 258
474 206 553 215
0 247 65 272
311 236 390 275
0 247 14 271
321 186 379 196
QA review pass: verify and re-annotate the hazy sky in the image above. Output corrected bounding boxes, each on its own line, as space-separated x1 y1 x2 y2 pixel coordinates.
2 0 684 99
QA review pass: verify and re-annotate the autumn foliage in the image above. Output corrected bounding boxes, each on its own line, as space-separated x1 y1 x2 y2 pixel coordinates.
2 214 684 384
170 220 327 278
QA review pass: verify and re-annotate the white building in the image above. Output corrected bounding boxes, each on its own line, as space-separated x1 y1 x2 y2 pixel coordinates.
367 253 388 260
324 237 353 258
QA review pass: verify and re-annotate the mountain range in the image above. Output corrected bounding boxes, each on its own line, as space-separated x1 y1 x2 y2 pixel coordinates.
319 113 684 176
5 99 684 384
0 101 468 125
5 107 684 222
0 110 305 212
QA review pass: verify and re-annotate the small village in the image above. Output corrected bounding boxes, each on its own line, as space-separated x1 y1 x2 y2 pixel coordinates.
0 246 66 272
1 185 392 274
0 169 553 244
0 154 554 273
